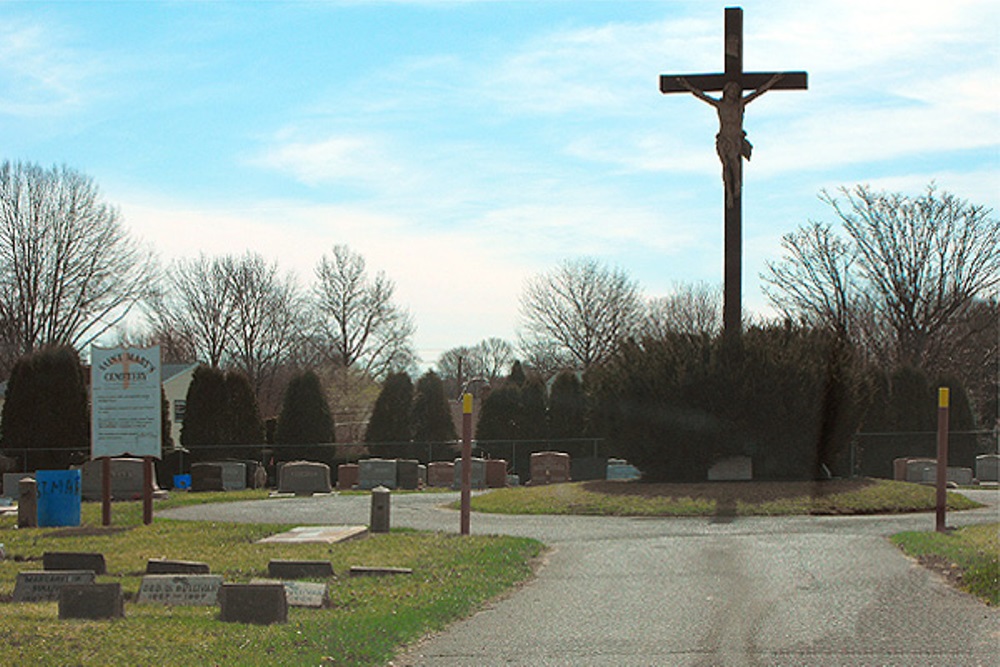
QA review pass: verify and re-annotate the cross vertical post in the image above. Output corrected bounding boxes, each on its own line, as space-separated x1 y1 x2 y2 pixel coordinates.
660 7 807 342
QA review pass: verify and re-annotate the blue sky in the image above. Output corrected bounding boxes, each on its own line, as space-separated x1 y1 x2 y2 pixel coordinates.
2 0 998 366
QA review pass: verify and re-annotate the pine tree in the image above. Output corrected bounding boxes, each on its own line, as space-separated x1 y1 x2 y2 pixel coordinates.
275 370 335 463
0 346 89 470
180 365 229 460
411 370 456 461
548 371 586 440
225 370 265 449
365 372 413 458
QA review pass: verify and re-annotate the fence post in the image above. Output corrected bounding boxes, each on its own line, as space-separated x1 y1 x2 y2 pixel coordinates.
936 387 950 533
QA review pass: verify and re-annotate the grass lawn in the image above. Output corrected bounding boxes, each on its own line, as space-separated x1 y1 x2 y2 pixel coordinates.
465 478 983 517
892 523 1000 606
0 497 542 666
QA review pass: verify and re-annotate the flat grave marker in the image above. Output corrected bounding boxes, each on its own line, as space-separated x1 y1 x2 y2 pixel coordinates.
252 579 330 608
44 551 107 574
219 583 288 625
136 574 224 606
256 525 368 545
59 583 124 620
13 570 96 602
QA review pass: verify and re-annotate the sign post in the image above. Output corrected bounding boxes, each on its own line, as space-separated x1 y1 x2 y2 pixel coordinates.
460 393 472 536
935 387 950 533
90 346 162 526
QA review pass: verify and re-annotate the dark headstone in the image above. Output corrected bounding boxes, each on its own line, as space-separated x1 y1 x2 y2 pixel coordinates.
18 478 37 528
278 461 333 495
219 583 288 625
485 459 508 488
528 452 570 485
190 463 225 492
396 459 420 490
358 458 397 490
337 463 359 490
44 551 107 575
427 462 454 487
146 558 211 575
59 583 124 620
268 559 335 580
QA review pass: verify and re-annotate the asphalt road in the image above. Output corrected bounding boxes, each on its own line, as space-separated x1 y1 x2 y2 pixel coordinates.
159 490 1000 666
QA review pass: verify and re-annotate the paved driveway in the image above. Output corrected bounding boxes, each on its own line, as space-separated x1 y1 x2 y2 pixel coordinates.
160 491 1000 666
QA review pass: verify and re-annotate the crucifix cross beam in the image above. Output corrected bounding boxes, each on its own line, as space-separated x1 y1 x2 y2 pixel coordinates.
659 6 806 341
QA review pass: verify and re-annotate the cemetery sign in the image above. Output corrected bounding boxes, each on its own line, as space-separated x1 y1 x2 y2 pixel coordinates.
91 346 162 459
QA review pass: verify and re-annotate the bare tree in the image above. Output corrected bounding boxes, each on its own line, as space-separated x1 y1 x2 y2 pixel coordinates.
145 253 235 367
645 282 723 338
226 252 305 397
436 337 515 395
518 258 645 370
313 244 416 379
762 184 1000 371
0 161 154 371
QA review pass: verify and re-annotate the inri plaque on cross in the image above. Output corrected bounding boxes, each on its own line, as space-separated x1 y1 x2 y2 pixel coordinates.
660 7 806 340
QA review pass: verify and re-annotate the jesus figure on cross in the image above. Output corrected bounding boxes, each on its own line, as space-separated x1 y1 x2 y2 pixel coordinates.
677 73 784 208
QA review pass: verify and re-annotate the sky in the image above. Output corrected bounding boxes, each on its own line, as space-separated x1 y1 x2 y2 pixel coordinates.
2 0 998 367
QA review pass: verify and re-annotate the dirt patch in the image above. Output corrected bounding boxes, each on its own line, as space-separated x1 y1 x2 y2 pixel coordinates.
917 553 966 588
580 479 875 503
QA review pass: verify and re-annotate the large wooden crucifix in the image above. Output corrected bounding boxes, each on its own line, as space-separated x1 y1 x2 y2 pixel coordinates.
660 7 806 341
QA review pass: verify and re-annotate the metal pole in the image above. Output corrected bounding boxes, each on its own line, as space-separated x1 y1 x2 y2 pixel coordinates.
935 388 950 532
143 456 154 525
460 393 472 536
102 456 112 526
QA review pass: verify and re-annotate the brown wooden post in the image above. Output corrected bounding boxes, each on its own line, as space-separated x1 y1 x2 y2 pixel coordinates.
935 387 950 533
143 456 154 525
101 456 112 526
460 393 472 536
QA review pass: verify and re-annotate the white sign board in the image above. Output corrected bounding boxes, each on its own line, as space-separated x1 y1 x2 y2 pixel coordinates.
91 346 162 459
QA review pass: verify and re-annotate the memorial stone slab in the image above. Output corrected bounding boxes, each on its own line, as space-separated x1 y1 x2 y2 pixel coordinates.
358 458 398 490
453 457 486 489
2 472 33 499
191 463 225 492
44 551 107 574
278 461 333 495
252 579 329 608
606 459 642 481
219 583 288 625
268 559 335 579
707 456 753 481
947 467 974 487
349 566 413 577
13 570 96 602
976 454 999 483
396 459 420 490
145 558 211 575
59 583 124 620
904 458 937 484
256 525 368 545
337 463 360 490
529 452 571 485
485 459 508 488
137 574 223 606
427 462 454 488
216 461 247 491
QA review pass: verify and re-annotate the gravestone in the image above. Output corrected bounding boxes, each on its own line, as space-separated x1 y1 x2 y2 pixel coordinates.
358 458 397 490
337 464 359 490
607 458 642 481
59 583 124 620
418 464 427 487
13 570 95 602
947 467 973 487
190 463 225 492
252 579 329 608
219 583 288 625
44 551 107 574
370 486 391 534
976 454 999 483
146 558 211 575
80 458 156 501
349 566 413 577
36 469 81 527
427 462 454 487
529 452 571 485
2 472 33 499
278 461 333 495
215 461 247 491
453 457 486 489
137 574 223 605
904 458 937 483
268 559 335 579
485 459 508 488
18 478 37 528
396 459 420 490
707 456 753 481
